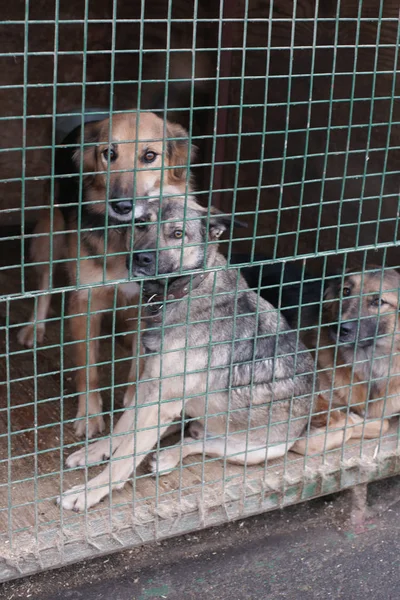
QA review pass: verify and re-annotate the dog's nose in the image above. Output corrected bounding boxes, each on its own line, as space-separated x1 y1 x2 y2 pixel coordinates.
339 321 356 339
113 200 132 215
134 252 154 268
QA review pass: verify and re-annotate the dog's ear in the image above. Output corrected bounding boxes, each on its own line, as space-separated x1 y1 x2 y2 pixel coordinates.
72 120 103 173
324 277 339 300
166 121 197 182
207 207 248 240
324 277 339 301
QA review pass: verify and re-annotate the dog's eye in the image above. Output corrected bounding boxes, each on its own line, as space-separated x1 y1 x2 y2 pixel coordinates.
143 151 157 164
371 297 386 307
102 147 117 163
173 230 183 239
342 287 351 297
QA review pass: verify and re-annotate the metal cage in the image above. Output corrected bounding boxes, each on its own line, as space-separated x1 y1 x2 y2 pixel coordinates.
1 0 400 581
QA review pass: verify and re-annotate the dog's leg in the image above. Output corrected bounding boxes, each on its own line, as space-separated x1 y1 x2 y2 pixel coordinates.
150 432 290 475
124 327 141 407
121 306 139 350
115 287 142 405
69 286 114 438
18 208 65 347
65 391 180 469
65 378 137 467
291 424 354 455
290 408 385 456
115 284 138 347
350 417 390 440
59 387 182 511
149 436 202 475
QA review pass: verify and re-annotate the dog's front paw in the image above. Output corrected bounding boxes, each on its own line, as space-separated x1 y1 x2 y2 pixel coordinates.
66 439 111 468
348 412 364 425
149 447 180 476
74 397 105 438
17 323 45 348
57 485 87 511
74 414 105 438
57 484 106 512
187 421 205 440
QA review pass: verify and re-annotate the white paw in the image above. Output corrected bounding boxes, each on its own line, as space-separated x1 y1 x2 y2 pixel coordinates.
17 323 45 348
66 439 111 468
187 421 205 440
149 448 180 476
123 392 133 408
348 411 364 425
73 413 105 438
57 484 106 512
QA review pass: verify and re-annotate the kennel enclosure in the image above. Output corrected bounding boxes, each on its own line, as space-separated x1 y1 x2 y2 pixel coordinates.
1 0 400 581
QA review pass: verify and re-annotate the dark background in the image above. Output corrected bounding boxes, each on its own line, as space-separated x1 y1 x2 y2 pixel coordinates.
1 0 399 272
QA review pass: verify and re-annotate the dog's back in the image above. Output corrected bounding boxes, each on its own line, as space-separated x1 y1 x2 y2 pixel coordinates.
218 265 316 448
230 254 322 330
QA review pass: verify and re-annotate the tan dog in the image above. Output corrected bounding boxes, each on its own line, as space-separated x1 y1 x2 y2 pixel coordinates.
293 267 399 454
18 111 195 437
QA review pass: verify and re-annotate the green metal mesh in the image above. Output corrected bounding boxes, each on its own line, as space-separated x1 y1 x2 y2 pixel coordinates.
1 0 400 581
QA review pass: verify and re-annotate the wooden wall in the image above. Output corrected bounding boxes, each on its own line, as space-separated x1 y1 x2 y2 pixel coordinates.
1 0 399 273
217 0 400 270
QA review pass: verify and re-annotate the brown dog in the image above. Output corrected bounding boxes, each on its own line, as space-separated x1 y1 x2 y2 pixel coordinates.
18 111 195 437
293 267 400 454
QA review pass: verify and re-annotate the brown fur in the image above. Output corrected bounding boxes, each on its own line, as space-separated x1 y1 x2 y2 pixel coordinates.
18 111 195 437
0 1 216 228
292 267 399 454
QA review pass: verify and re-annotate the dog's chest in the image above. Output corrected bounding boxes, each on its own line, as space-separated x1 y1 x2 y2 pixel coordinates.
119 281 140 299
142 329 161 354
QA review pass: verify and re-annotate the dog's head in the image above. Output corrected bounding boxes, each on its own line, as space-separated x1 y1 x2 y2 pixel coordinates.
73 111 195 222
324 267 400 349
127 197 245 277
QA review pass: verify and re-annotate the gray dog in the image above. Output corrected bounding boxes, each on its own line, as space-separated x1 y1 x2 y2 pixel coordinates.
58 196 314 511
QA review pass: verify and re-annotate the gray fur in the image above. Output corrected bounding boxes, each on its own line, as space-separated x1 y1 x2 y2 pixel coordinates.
133 197 314 459
58 196 315 511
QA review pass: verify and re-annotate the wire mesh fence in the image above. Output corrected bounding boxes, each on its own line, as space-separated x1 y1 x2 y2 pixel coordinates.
1 0 400 582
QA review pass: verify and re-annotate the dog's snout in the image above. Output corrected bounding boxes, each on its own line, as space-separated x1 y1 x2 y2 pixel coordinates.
113 200 133 215
134 252 154 268
339 321 356 339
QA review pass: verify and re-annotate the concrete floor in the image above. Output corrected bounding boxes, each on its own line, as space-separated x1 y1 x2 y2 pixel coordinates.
2 476 400 600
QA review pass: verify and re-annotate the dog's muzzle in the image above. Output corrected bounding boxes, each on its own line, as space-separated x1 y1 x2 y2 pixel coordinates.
127 250 156 276
338 320 357 342
111 200 133 216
